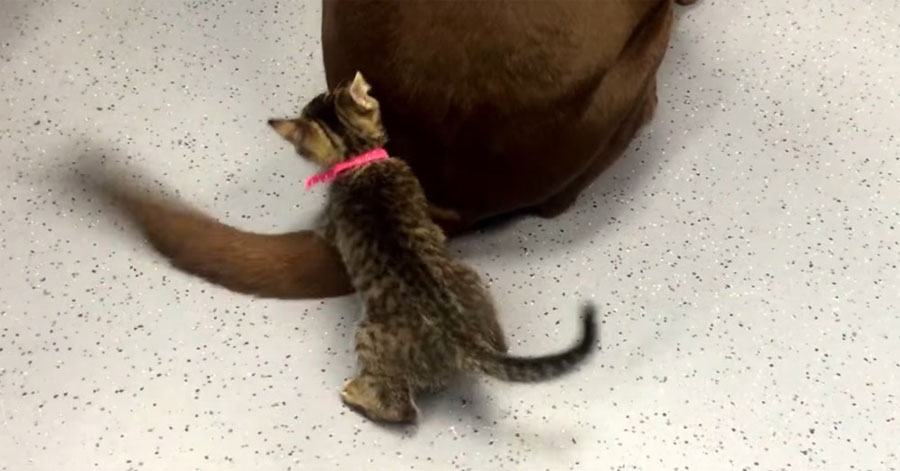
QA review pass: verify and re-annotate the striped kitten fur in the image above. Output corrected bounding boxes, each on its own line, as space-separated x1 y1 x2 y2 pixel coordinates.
269 72 598 424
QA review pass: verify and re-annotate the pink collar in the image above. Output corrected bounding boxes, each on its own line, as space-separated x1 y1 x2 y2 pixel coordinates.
304 148 389 190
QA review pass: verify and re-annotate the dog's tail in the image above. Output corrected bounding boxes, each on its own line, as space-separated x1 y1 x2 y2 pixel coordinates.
99 182 353 299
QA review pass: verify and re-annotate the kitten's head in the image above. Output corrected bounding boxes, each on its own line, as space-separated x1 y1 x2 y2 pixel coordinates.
268 72 386 168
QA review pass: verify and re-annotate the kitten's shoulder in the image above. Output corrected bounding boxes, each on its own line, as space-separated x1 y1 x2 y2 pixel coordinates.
363 156 417 185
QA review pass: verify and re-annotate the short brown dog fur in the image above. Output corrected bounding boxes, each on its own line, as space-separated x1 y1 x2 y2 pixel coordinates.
99 1 696 299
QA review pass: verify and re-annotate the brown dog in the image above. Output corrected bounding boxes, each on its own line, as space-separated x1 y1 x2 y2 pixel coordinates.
107 0 695 299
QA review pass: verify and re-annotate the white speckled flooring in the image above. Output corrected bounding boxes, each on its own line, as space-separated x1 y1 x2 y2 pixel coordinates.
1 1 899 470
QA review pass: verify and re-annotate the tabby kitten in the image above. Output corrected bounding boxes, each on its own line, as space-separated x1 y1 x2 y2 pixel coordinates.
269 72 598 423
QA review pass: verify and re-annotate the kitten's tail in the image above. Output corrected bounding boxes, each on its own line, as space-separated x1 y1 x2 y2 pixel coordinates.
93 180 353 299
466 304 598 382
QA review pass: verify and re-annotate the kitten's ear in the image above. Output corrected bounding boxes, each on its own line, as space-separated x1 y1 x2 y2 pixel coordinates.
348 71 375 110
268 118 303 144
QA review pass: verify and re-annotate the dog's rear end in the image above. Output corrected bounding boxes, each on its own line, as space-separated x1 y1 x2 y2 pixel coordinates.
97 1 689 299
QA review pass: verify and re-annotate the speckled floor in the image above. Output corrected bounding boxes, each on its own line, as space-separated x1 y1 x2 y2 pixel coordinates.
1 1 899 470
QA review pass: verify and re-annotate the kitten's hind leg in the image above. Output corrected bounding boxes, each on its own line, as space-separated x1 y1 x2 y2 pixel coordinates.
341 374 418 424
